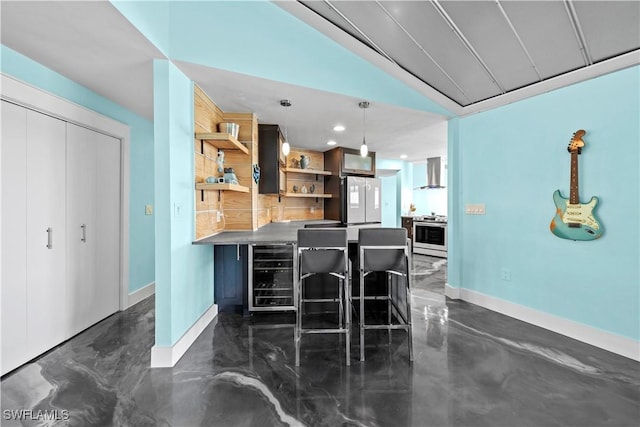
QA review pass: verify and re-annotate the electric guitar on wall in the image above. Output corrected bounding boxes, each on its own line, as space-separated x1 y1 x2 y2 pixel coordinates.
550 130 603 241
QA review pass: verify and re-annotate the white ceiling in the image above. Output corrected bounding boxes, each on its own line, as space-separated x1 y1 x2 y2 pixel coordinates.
176 61 448 159
1 1 637 163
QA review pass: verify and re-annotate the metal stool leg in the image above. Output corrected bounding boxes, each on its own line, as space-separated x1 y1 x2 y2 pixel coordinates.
343 276 351 366
360 255 366 362
404 255 413 362
295 279 301 367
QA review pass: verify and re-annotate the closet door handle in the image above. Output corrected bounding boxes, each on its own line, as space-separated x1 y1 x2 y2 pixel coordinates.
236 244 240 261
46 227 53 249
81 224 87 242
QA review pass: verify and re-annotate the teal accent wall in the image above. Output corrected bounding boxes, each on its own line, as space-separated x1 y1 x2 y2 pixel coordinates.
377 158 413 225
447 118 462 289
450 66 640 340
111 0 451 117
1 45 155 293
380 175 398 227
153 59 213 346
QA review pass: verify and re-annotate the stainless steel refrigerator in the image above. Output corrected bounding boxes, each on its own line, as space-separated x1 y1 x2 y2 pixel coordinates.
343 176 381 224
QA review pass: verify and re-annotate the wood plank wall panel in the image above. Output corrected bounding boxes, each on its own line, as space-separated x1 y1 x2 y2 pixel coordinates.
194 86 259 237
281 148 326 221
194 85 225 239
220 112 257 231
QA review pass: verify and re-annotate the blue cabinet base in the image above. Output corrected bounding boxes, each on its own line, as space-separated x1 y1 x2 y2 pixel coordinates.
214 245 248 314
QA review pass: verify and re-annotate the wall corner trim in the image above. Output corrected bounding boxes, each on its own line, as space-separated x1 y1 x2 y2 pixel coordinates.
455 288 639 362
150 304 218 368
127 282 155 309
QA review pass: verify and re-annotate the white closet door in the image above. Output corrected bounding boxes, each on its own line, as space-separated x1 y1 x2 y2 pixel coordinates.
93 131 121 323
25 109 67 358
66 123 98 336
66 123 120 334
1 101 28 375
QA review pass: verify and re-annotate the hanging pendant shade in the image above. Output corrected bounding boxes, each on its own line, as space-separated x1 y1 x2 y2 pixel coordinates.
359 101 370 157
280 99 292 156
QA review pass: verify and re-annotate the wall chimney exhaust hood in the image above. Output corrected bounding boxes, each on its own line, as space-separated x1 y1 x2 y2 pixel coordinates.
415 157 446 189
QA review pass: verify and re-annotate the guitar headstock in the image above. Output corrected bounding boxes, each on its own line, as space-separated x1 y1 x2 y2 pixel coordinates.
567 129 586 154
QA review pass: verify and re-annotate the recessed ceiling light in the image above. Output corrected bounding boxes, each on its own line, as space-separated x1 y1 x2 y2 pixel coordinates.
327 140 337 146
400 154 408 159
333 125 345 132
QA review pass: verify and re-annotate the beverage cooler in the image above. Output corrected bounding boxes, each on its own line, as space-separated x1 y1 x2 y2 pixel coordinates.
248 244 297 312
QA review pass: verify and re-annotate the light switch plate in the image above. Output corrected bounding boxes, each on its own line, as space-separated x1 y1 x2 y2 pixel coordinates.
145 205 153 215
465 203 486 215
174 203 183 218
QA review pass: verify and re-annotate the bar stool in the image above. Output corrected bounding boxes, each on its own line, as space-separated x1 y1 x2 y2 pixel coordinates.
295 228 351 366
357 228 413 362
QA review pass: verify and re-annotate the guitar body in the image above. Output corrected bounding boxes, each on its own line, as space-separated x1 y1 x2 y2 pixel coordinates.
550 190 603 240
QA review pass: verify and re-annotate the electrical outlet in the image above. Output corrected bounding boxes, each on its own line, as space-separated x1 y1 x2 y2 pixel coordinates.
465 203 486 215
310 207 315 213
216 211 222 222
145 205 153 215
501 268 512 281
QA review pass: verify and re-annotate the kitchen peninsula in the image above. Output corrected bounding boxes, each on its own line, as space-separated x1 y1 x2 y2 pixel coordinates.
194 220 391 313
193 86 396 314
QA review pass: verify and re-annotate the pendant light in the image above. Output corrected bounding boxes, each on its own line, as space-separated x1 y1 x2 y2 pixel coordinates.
280 99 291 156
359 101 370 157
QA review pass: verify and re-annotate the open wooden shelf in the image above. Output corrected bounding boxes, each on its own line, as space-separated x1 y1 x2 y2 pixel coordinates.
282 167 331 176
195 132 249 155
280 192 332 198
195 183 250 193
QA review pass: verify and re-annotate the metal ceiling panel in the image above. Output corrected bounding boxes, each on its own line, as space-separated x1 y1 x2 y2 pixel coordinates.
375 1 501 104
496 1 585 79
573 1 640 63
302 1 501 105
300 1 379 56
439 0 540 92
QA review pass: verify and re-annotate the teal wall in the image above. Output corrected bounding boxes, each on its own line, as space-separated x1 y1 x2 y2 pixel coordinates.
449 66 640 340
111 0 451 117
377 158 413 224
153 60 214 346
380 175 398 227
1 45 155 293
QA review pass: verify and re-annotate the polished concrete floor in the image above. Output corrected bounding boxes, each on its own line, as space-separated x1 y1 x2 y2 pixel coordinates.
2 255 639 426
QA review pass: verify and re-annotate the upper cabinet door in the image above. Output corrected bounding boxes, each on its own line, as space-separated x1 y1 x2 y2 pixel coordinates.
1 101 28 375
25 109 67 358
258 124 283 194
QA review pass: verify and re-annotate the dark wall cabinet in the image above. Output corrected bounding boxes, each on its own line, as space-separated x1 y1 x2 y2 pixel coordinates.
214 245 248 313
258 124 285 194
324 146 376 177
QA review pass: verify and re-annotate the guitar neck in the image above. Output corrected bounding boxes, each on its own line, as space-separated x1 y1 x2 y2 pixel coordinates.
569 151 579 204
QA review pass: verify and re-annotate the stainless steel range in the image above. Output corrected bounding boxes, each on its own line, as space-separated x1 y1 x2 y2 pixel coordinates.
412 215 447 258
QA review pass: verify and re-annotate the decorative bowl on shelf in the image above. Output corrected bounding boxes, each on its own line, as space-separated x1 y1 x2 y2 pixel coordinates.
218 122 239 139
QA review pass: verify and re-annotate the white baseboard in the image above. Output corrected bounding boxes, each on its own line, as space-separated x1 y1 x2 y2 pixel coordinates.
444 283 460 299
150 304 218 368
445 286 639 362
127 282 155 308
